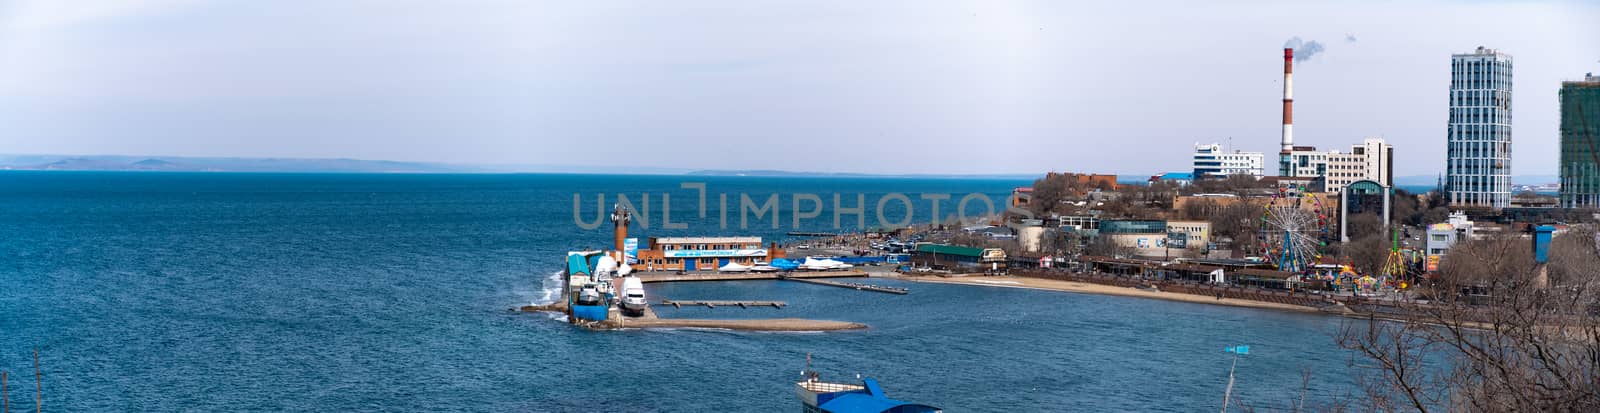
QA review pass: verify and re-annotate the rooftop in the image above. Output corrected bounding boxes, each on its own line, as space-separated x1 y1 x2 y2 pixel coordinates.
652 236 761 244
915 243 987 257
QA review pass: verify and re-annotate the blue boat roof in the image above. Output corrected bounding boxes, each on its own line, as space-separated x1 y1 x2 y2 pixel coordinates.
816 378 940 413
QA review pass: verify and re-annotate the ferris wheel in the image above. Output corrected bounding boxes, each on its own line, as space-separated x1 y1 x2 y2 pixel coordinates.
1259 186 1330 273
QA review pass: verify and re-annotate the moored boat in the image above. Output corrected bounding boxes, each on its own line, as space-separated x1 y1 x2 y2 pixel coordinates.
619 276 647 316
566 251 610 322
795 355 941 413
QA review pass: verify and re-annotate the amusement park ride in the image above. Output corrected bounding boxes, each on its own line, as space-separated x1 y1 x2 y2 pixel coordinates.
1258 185 1420 294
1259 185 1329 274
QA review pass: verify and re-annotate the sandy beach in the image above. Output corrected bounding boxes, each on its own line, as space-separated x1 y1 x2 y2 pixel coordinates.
898 275 1324 314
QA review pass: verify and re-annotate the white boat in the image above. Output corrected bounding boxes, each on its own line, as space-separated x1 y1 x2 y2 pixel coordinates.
619 276 647 316
750 265 780 272
576 283 603 306
801 257 852 271
718 262 753 272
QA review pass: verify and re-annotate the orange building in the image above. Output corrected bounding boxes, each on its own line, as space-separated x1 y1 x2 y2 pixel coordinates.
1043 172 1119 193
633 236 787 272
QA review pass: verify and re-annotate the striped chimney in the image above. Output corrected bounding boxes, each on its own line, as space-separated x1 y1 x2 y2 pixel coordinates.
1281 47 1294 152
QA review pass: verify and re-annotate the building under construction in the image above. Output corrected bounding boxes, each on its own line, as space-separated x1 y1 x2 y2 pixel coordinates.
1560 72 1600 208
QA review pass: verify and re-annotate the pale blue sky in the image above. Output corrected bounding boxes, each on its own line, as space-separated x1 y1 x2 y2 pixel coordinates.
1 0 1596 176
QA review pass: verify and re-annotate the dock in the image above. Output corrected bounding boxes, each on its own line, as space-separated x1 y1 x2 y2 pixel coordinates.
661 300 787 309
780 276 909 295
516 301 864 331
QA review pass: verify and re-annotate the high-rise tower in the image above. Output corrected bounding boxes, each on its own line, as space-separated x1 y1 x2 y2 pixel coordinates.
1446 47 1513 208
1559 72 1600 208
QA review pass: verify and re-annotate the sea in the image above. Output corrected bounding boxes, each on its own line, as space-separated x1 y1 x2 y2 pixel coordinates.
0 172 1363 411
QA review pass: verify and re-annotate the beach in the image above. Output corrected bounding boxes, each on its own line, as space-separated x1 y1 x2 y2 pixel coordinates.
896 274 1324 313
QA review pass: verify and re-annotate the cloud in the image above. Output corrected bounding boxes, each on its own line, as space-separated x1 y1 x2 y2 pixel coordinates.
1283 36 1326 62
1345 33 1357 43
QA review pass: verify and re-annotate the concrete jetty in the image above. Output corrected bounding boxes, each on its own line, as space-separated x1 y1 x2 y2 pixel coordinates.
515 301 864 332
661 300 787 309
781 276 908 295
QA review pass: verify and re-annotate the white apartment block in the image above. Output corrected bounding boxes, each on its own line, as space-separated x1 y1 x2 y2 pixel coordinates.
1192 143 1264 178
1282 146 1328 179
1325 138 1394 192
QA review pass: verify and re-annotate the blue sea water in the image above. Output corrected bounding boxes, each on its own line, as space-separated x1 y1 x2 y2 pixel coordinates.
0 172 1362 411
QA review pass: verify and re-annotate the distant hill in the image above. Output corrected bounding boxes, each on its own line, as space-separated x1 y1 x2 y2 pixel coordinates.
1393 174 1559 187
0 154 479 173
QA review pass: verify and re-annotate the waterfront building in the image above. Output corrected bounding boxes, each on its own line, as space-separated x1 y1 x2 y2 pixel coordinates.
911 244 1006 271
1164 220 1211 249
1559 72 1600 208
1193 143 1264 178
1100 219 1174 258
633 236 785 271
1446 46 1514 209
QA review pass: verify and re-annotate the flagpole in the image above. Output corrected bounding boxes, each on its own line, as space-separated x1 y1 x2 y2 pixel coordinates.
1220 352 1237 413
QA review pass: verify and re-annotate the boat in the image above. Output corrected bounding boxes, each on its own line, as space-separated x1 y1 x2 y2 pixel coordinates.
566 252 609 322
795 355 941 413
801 257 852 271
770 258 801 271
619 276 647 316
718 262 753 272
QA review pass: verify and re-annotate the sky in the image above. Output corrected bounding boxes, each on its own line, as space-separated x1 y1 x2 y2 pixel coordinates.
1 0 1597 176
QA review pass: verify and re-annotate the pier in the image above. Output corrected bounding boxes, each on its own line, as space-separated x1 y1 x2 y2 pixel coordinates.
780 275 908 295
516 301 864 331
662 300 787 309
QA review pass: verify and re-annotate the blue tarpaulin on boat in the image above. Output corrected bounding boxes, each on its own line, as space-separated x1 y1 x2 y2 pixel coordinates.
571 304 608 321
816 379 940 413
770 258 800 271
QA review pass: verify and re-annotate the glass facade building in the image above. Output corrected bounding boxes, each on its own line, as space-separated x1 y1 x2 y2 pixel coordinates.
1099 220 1167 234
1559 74 1600 208
1446 47 1513 209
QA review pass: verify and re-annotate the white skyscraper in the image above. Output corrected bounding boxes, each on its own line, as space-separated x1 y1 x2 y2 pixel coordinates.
1446 47 1513 208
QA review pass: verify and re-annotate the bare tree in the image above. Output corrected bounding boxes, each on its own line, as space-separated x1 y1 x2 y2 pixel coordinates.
1336 229 1600 412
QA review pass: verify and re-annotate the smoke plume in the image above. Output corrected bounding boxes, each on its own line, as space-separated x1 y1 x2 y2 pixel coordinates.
1283 37 1326 62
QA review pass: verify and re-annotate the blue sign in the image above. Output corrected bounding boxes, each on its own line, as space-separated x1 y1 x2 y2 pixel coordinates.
623 238 639 264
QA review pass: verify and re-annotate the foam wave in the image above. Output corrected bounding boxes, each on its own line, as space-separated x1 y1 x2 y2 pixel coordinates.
533 270 563 306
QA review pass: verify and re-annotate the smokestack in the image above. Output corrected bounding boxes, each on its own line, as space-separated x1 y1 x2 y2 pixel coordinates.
1281 47 1294 153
